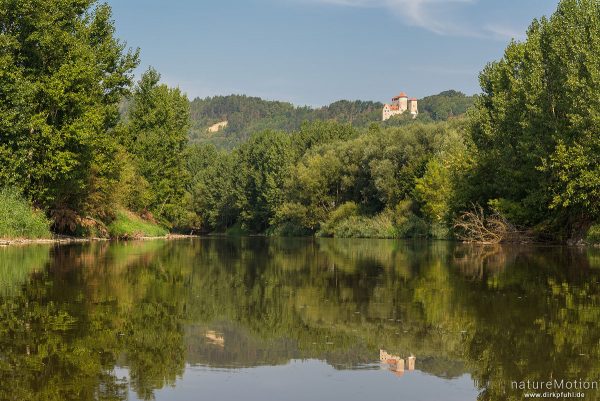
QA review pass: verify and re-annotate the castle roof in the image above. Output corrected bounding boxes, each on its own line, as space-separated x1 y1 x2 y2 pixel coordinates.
409 98 418 101
392 92 408 100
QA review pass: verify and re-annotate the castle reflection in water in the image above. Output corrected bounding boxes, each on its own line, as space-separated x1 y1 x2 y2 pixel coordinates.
379 350 416 377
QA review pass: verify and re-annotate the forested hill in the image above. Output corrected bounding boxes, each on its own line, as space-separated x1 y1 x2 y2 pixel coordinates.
189 91 475 148
189 96 383 148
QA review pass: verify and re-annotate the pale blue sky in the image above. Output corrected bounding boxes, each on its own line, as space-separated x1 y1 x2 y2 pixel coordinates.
106 0 558 106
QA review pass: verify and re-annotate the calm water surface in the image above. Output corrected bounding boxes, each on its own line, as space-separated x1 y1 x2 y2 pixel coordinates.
1 238 599 400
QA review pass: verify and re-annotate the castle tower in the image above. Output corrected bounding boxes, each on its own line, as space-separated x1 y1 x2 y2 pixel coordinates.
408 355 416 371
382 91 414 121
408 98 418 116
392 92 408 112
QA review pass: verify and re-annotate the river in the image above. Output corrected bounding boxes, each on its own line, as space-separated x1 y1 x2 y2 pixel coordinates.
0 238 599 400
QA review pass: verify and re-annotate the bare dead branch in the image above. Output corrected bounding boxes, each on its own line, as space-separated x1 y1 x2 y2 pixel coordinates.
453 204 531 244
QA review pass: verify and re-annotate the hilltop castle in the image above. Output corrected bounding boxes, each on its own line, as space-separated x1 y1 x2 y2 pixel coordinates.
382 92 418 121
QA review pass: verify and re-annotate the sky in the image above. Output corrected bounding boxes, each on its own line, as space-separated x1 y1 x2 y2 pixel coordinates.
106 0 559 106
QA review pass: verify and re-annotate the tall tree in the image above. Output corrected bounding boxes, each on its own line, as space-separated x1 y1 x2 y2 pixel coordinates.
236 131 293 232
186 144 239 231
124 68 191 227
0 0 139 228
468 0 600 230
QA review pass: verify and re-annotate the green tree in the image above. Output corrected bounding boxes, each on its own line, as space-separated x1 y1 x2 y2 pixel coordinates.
187 144 239 231
278 144 346 231
0 0 139 228
418 90 475 121
236 131 293 232
123 68 191 227
291 120 357 157
468 0 600 231
415 158 454 223
415 121 474 224
274 121 458 236
188 95 377 149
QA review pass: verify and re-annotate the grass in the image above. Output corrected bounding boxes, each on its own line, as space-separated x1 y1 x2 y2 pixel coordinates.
108 210 168 239
0 187 52 240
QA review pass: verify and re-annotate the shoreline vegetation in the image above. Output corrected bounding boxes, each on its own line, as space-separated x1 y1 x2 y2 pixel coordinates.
1 0 600 246
0 234 196 247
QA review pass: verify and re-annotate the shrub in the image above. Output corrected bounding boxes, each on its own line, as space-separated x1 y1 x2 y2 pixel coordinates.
0 188 51 239
587 224 600 245
318 202 360 237
429 222 452 240
415 158 453 223
267 222 312 237
394 200 429 238
330 215 395 239
319 209 397 239
224 222 250 236
272 202 311 233
317 202 435 239
488 198 531 226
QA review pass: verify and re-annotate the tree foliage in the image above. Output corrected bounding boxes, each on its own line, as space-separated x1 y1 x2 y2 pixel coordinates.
121 68 192 227
236 130 293 232
419 90 475 121
190 119 465 237
0 0 139 224
186 144 239 231
465 0 600 234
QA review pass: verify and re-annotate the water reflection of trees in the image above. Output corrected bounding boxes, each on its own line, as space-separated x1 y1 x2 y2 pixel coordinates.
0 245 49 297
0 240 599 400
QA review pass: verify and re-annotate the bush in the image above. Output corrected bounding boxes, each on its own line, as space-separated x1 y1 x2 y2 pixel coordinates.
394 200 429 238
488 198 531 226
318 202 360 237
319 209 397 239
587 224 600 245
224 222 250 236
267 222 312 237
316 202 435 239
415 158 453 223
329 215 395 239
0 188 51 239
108 210 168 239
272 202 312 234
429 222 452 240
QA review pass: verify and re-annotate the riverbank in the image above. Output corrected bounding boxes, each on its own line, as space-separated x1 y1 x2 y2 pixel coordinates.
0 234 197 247
0 190 188 246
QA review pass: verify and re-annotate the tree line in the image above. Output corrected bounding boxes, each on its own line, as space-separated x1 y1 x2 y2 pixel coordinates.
188 0 600 243
1 0 598 243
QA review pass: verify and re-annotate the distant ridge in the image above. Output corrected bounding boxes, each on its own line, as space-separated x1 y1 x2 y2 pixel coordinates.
188 91 475 149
